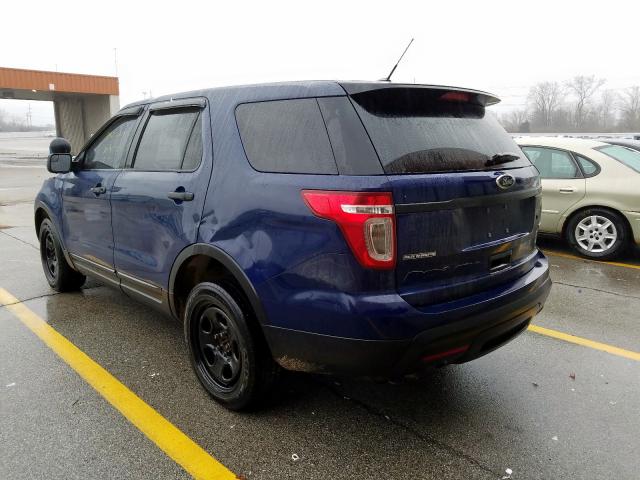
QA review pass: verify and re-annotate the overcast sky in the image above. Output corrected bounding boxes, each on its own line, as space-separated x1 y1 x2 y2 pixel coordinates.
2 0 639 125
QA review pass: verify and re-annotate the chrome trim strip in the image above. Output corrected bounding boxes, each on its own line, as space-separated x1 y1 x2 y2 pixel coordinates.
69 253 115 274
76 265 120 286
341 204 394 214
118 271 161 291
462 232 529 253
120 283 163 304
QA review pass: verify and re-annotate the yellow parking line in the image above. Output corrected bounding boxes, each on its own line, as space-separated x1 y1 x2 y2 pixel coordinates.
0 288 236 480
543 249 640 271
528 324 640 361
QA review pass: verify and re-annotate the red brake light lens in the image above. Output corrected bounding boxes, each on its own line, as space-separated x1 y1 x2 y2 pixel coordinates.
421 345 469 363
440 91 472 102
302 190 396 269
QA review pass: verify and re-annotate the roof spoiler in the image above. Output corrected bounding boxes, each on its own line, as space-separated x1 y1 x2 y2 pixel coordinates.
339 82 500 107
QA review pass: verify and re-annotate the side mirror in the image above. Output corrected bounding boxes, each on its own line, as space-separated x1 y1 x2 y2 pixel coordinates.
47 153 73 173
47 138 72 173
47 138 73 173
49 137 71 154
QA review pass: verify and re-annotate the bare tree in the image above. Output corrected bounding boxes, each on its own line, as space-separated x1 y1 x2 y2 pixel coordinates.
499 109 529 132
597 89 618 131
619 86 640 130
510 109 529 127
528 82 565 128
566 75 605 129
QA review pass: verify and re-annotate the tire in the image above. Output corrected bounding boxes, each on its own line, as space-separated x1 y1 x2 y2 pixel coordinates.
39 219 86 291
565 208 629 260
184 282 278 410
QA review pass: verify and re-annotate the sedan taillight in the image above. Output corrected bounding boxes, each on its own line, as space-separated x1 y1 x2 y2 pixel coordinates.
302 190 396 269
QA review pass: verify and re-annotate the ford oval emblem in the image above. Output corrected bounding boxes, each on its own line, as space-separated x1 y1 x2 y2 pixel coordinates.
496 174 515 190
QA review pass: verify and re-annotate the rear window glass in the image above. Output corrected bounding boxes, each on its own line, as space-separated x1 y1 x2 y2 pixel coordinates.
236 99 338 174
350 88 530 174
595 145 640 173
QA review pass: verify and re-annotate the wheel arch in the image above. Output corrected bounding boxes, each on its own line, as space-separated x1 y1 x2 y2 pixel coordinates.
34 205 49 237
34 200 77 270
168 243 268 327
561 204 633 240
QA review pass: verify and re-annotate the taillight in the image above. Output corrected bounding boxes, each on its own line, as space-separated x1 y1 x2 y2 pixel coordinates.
302 190 396 269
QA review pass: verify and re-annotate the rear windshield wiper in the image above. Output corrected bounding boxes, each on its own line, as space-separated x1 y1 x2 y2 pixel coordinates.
485 152 521 167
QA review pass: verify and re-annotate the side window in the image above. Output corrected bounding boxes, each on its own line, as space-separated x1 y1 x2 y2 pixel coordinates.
84 117 138 170
521 147 579 179
235 98 338 174
575 154 598 176
181 113 203 171
317 97 383 175
133 109 200 171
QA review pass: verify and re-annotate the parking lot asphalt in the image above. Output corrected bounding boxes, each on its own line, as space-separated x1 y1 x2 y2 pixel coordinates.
1 153 639 479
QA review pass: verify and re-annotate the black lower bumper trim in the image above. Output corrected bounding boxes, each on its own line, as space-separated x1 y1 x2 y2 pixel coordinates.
264 273 551 377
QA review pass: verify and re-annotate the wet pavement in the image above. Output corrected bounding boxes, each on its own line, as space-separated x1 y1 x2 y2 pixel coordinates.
0 155 639 479
0 134 50 208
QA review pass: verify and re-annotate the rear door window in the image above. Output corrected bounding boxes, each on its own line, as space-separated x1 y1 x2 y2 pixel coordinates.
521 147 580 179
236 99 338 174
350 88 530 174
181 113 203 171
133 109 201 171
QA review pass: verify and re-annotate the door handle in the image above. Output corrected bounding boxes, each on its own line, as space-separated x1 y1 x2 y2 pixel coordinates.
90 185 107 195
167 191 194 202
558 187 576 193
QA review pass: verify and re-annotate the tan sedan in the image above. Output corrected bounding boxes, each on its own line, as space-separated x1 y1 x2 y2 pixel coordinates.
516 137 640 259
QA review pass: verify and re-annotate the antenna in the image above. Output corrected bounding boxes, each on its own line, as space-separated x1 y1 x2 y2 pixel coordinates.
382 38 414 82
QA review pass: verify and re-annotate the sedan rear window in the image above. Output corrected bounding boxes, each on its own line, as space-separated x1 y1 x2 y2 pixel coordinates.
595 145 640 173
350 88 530 174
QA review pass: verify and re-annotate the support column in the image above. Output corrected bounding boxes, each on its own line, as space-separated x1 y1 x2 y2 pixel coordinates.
53 96 85 155
53 94 119 154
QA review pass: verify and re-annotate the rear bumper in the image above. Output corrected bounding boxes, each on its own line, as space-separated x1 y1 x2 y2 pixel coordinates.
264 253 551 376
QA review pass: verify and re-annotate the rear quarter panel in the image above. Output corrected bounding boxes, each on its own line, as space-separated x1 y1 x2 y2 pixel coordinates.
560 152 640 234
197 89 395 331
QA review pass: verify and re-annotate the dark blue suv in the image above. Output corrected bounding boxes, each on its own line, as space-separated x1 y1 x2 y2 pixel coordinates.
37 81 551 410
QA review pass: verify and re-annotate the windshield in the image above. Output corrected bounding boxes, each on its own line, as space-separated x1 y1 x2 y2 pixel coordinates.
595 145 640 173
350 88 530 174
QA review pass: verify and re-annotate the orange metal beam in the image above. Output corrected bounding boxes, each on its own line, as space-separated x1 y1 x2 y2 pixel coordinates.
0 67 119 96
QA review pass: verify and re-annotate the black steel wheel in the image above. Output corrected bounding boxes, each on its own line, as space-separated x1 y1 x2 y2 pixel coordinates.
43 230 58 280
184 282 278 410
38 219 85 291
194 304 243 391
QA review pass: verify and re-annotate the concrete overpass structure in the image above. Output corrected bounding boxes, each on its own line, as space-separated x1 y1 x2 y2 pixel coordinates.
0 67 119 153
